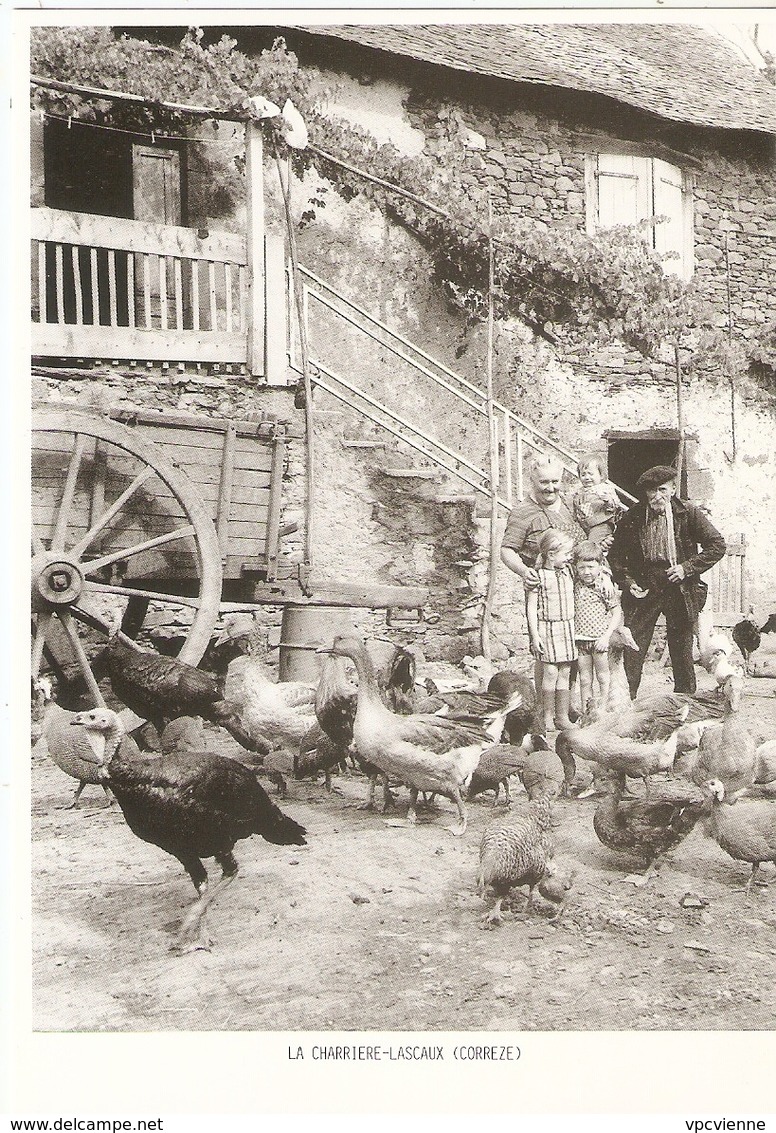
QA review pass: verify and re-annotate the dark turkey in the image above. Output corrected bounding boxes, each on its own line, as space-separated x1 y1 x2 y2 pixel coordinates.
732 613 761 662
93 634 270 756
488 671 537 745
468 743 529 805
295 725 348 790
382 647 417 715
468 734 550 804
72 708 306 952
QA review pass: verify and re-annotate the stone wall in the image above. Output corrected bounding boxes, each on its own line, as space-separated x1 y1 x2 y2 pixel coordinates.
30 49 776 665
279 56 776 645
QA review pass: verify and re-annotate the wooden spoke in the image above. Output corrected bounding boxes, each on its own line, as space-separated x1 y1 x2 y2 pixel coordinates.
69 605 111 636
33 409 222 667
31 612 51 679
83 580 205 610
82 524 196 576
59 611 106 707
51 432 87 552
68 465 155 558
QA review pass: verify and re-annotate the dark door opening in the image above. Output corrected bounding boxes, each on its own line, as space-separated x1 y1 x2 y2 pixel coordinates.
607 434 683 500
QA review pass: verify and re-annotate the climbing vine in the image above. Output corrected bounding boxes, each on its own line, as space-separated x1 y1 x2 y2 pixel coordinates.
30 25 761 381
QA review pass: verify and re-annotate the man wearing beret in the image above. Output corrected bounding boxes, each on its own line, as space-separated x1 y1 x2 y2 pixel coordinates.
608 465 726 697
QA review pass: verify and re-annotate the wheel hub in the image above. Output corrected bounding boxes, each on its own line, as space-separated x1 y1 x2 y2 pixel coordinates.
32 552 84 608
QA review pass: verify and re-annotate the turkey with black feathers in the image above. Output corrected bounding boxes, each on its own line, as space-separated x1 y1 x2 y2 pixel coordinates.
93 618 270 757
294 654 356 790
71 707 306 953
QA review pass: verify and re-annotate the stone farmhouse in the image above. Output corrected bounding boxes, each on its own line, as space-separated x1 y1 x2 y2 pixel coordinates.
30 24 776 665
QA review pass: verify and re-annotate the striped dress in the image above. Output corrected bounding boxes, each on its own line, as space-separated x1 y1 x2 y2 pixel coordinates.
536 565 577 663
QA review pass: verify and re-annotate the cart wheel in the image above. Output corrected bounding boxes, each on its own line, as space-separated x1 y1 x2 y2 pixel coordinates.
32 408 223 709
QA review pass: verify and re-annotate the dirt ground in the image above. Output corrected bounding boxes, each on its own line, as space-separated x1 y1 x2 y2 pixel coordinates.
31 662 776 1033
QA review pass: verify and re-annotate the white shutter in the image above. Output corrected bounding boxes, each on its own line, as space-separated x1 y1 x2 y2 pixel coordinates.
652 158 687 277
595 154 651 229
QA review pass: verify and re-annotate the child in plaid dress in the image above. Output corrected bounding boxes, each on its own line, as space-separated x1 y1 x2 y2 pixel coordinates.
573 541 623 711
527 529 577 732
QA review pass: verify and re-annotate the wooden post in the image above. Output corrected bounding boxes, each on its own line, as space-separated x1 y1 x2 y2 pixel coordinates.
481 195 499 662
674 345 685 487
724 234 737 461
245 121 265 378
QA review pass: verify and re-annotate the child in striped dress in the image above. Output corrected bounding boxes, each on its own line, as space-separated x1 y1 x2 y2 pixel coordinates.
573 540 624 712
527 529 577 732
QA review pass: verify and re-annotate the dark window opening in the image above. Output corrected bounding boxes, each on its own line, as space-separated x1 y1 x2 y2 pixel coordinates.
40 119 187 330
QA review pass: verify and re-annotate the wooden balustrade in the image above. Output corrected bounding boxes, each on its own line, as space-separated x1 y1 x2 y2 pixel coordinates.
31 207 250 364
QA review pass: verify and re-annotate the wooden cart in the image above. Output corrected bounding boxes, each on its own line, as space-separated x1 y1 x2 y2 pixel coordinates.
31 402 287 701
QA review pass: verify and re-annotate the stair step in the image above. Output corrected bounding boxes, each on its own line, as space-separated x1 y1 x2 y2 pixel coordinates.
341 440 389 450
378 466 444 480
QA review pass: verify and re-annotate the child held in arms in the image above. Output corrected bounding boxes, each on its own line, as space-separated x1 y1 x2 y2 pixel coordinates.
572 454 623 550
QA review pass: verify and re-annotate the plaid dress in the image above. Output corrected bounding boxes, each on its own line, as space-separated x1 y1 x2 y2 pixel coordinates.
536 565 577 663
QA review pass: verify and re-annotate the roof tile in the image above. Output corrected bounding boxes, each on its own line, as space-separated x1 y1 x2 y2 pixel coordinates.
292 24 776 134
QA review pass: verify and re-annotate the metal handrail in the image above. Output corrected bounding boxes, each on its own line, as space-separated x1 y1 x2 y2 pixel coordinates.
309 358 508 497
298 263 600 478
296 263 638 507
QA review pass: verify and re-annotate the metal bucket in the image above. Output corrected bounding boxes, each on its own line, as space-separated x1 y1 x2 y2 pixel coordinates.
279 604 356 682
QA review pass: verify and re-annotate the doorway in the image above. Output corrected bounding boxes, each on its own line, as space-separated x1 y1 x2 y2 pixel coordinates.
606 431 683 499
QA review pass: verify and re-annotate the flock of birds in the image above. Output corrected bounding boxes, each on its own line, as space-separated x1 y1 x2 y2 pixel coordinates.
31 607 776 951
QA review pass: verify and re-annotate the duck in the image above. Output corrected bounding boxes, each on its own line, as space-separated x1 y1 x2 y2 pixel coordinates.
691 668 756 801
704 778 776 898
593 771 708 874
224 650 317 753
418 678 531 743
320 636 495 834
753 740 776 790
559 695 689 797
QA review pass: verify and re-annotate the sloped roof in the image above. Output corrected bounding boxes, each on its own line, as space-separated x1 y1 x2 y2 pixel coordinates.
292 23 776 135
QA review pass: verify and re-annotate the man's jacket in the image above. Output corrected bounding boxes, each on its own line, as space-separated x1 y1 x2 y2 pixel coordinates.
608 497 726 618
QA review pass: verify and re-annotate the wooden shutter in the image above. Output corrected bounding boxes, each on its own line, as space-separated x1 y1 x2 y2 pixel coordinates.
594 154 651 229
132 146 181 225
652 158 689 278
132 147 182 327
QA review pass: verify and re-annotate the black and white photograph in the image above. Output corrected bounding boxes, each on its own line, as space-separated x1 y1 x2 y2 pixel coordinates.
15 5 776 1078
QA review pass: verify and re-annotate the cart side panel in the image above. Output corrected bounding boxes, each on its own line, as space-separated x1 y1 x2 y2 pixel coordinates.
113 409 283 581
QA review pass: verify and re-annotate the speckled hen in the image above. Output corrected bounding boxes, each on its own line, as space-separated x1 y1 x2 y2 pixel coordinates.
476 793 555 927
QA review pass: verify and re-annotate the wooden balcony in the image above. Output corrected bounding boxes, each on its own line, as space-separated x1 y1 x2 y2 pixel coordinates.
31 206 288 378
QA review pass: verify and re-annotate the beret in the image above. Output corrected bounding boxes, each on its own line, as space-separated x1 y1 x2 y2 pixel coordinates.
636 465 678 492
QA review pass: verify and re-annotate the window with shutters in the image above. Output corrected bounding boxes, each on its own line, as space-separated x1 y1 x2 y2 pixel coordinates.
585 153 694 280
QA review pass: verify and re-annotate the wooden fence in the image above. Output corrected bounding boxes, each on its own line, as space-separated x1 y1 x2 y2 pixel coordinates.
707 533 746 626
